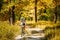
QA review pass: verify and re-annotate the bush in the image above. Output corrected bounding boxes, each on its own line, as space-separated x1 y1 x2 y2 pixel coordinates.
38 15 48 21
44 24 60 40
0 21 20 40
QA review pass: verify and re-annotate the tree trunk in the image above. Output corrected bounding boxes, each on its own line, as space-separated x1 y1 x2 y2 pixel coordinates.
54 2 58 23
9 6 15 25
54 12 57 23
12 6 15 25
35 0 37 22
0 0 3 11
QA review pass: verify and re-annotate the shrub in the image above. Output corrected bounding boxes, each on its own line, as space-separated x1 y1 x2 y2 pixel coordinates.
44 24 60 40
38 15 48 21
0 21 20 40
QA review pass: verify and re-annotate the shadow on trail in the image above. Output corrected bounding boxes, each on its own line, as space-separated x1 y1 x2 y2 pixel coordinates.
20 37 46 40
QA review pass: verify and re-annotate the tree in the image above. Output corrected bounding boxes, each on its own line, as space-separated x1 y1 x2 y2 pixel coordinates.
9 6 15 25
0 0 3 11
35 0 37 22
53 0 60 23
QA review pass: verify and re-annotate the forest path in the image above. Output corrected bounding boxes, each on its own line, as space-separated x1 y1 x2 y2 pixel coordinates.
15 25 46 40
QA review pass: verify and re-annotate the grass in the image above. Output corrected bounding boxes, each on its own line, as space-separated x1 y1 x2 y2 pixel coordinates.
44 24 60 40
0 21 60 40
0 21 20 40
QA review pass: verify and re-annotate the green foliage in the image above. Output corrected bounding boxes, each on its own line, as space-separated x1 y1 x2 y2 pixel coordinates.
0 21 20 40
54 5 60 21
46 8 54 21
38 15 49 21
0 0 60 22
26 16 31 21
0 11 9 21
0 0 3 10
46 8 52 15
15 13 20 21
57 5 60 15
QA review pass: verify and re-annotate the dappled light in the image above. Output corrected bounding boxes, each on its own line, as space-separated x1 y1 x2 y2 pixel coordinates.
0 0 60 40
